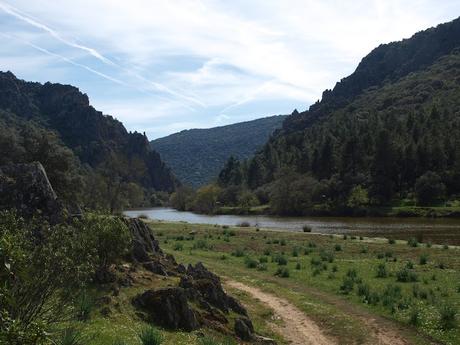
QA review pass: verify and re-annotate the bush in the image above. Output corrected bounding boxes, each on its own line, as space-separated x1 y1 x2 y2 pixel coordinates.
76 292 94 321
415 171 446 206
302 225 312 232
388 238 396 244
407 238 418 247
193 240 212 250
409 307 421 326
439 305 457 330
292 247 299 257
257 263 268 271
340 277 355 294
275 267 290 278
396 268 418 283
259 256 268 263
273 254 288 266
139 327 164 345
376 263 388 278
307 241 316 248
280 239 287 246
232 248 245 257
55 328 86 345
419 254 428 265
320 250 334 263
295 262 301 270
244 257 258 269
237 221 251 227
334 244 342 251
173 243 184 251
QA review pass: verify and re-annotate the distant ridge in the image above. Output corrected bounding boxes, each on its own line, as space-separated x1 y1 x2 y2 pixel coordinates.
151 115 287 187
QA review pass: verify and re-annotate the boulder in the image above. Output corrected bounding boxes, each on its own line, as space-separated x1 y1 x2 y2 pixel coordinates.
0 162 64 223
180 263 248 316
143 260 168 276
123 218 162 262
133 287 199 331
234 317 254 341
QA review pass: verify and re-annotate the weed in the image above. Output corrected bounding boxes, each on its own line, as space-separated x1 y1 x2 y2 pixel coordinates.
139 327 164 345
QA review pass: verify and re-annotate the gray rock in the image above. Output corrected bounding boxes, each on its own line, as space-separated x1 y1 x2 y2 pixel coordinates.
234 317 254 341
0 162 64 224
123 218 162 262
132 287 199 331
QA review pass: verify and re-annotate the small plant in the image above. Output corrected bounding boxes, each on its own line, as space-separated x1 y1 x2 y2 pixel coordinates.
112 340 129 345
76 292 94 321
340 277 354 294
360 246 368 254
443 244 449 250
307 241 316 248
263 248 271 256
388 238 396 244
220 254 227 260
280 239 287 246
406 261 414 269
192 239 212 250
273 254 288 266
139 327 164 345
259 256 268 263
292 247 299 257
332 265 338 272
407 238 418 247
275 267 290 278
426 242 432 248
295 262 301 270
244 257 258 269
359 236 364 241
409 306 421 326
257 263 268 271
439 304 457 330
232 248 245 257
320 250 334 263
376 263 388 278
238 221 251 227
396 268 418 283
302 225 312 232
419 254 428 265
334 244 342 251
357 282 370 297
55 328 86 345
343 234 348 240
173 243 183 251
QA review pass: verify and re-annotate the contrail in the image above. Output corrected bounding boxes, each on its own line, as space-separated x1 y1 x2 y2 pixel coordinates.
0 1 114 66
0 1 205 107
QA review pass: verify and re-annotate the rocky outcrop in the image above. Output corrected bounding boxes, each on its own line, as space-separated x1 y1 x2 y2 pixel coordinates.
0 162 64 223
234 317 254 341
180 262 248 316
132 287 199 331
123 218 162 262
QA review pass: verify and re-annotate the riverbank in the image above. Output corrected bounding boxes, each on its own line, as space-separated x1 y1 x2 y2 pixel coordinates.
147 220 460 345
216 204 460 218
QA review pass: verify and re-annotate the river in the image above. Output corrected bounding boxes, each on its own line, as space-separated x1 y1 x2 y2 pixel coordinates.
124 207 460 245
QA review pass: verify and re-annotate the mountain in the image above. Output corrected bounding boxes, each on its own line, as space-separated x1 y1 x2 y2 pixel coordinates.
0 71 177 211
151 115 287 187
216 16 460 214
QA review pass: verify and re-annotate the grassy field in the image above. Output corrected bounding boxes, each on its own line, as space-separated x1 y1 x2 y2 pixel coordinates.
149 220 460 345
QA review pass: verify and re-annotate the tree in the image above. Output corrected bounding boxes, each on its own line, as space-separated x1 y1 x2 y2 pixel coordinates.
415 171 446 205
346 185 369 209
192 184 222 214
170 186 195 211
238 190 259 213
218 156 242 186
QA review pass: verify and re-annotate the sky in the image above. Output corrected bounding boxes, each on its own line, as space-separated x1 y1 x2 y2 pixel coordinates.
1 1 459 139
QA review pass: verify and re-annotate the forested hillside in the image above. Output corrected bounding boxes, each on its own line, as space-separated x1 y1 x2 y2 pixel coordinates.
151 115 286 186
211 16 460 216
0 71 177 212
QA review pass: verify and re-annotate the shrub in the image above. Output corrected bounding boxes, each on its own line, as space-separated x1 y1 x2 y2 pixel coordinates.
292 247 299 257
263 248 271 256
388 238 396 244
76 292 94 321
192 240 212 250
259 256 268 263
244 257 258 269
237 221 251 227
280 239 287 246
307 241 316 248
443 244 449 250
332 265 338 272
232 248 245 257
360 246 368 254
257 263 268 271
407 238 418 248
382 284 402 307
275 267 290 278
320 250 334 263
273 254 288 266
406 261 414 269
396 268 418 283
343 234 348 240
376 263 388 278
56 328 85 345
357 283 370 297
295 262 301 270
173 243 183 251
302 225 312 232
334 244 342 252
220 255 227 260
139 327 164 345
346 268 358 280
340 277 355 294
409 307 421 326
439 305 457 330
419 254 428 265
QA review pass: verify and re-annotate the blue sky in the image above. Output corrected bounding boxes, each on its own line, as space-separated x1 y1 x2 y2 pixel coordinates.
1 1 460 139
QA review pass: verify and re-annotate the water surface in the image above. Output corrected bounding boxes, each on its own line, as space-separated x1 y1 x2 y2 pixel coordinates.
124 207 460 245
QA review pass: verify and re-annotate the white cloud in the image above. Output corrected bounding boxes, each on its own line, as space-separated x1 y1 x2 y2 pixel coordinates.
1 0 460 137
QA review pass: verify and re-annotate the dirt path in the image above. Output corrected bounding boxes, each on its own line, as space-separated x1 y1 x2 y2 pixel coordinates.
225 280 420 345
226 280 336 345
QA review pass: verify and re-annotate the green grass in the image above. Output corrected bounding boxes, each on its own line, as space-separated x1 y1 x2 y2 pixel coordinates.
151 220 460 345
